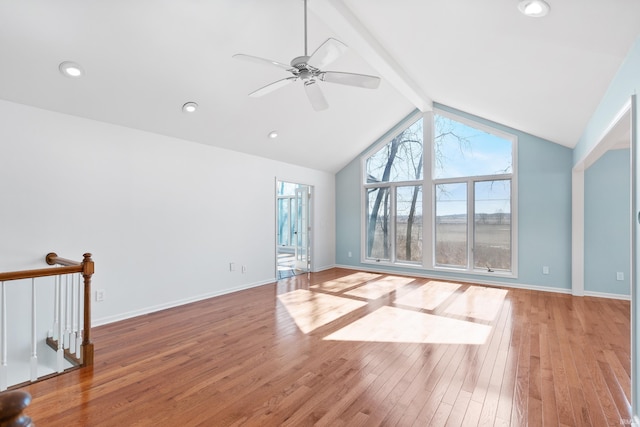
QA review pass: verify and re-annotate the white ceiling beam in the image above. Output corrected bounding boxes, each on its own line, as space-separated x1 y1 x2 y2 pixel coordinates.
308 0 432 112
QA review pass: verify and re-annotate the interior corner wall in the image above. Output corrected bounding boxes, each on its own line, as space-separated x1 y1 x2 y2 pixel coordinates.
584 149 631 296
0 99 335 325
573 36 639 419
335 106 573 291
575 37 640 164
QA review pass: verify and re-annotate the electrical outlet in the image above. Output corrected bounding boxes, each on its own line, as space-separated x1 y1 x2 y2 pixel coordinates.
229 262 235 272
242 265 246 273
542 266 549 275
96 289 105 302
617 272 624 281
348 251 352 258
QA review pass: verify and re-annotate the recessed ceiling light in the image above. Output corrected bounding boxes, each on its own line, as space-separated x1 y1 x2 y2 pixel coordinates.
268 131 279 139
182 102 198 113
518 0 550 17
59 61 84 78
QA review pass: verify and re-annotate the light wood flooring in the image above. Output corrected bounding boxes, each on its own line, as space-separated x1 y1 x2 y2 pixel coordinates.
20 268 631 426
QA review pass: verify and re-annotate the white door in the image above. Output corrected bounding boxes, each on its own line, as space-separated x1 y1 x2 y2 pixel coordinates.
294 186 311 271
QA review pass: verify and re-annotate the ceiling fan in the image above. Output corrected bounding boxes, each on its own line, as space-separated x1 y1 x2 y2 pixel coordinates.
233 0 381 111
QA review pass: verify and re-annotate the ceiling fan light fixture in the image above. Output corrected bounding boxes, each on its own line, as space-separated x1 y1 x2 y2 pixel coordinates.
182 102 198 113
59 61 84 78
232 0 379 111
518 0 550 17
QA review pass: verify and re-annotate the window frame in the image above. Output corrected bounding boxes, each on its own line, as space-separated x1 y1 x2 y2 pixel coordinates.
361 111 425 267
428 108 518 277
359 108 518 278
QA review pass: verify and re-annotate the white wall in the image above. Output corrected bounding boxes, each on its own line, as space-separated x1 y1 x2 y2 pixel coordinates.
0 99 336 325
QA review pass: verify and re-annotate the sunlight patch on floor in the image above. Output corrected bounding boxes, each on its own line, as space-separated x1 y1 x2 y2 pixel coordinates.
324 306 491 345
394 280 461 310
277 289 367 333
310 272 382 293
344 275 414 300
444 286 508 321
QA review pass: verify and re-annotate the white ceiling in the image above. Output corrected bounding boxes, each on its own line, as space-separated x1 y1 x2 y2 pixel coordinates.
0 0 639 173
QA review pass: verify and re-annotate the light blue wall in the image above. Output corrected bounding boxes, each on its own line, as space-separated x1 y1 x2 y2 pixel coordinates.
573 36 639 416
575 37 640 164
584 149 631 296
336 104 573 290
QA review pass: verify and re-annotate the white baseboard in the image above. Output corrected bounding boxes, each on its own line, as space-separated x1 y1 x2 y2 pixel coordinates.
583 290 631 300
93 278 274 327
312 263 337 273
334 263 574 295
334 264 634 300
94 265 630 327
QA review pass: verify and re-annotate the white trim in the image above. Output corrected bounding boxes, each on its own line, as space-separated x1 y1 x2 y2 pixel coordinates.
583 290 631 301
93 278 274 327
429 107 518 276
576 98 633 168
572 100 632 297
434 107 518 143
311 264 336 273
308 0 432 112
360 110 424 264
361 258 518 279
360 110 423 163
571 168 585 296
335 264 570 295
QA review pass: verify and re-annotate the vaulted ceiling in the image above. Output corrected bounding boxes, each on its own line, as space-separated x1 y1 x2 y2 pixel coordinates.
1 0 639 172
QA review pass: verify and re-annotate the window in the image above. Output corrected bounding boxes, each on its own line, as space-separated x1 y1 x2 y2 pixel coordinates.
432 110 515 274
364 116 423 264
362 108 517 276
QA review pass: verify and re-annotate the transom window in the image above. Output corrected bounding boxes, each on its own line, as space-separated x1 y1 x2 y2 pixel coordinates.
362 108 517 276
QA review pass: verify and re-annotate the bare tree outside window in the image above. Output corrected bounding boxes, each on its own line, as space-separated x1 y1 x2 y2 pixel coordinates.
366 119 423 261
364 111 514 273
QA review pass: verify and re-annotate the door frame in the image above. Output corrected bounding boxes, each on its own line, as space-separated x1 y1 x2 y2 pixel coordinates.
275 179 313 278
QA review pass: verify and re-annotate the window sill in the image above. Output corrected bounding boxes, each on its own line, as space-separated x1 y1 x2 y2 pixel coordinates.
361 259 518 279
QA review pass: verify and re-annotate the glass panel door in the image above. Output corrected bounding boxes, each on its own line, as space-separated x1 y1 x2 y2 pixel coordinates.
294 186 310 271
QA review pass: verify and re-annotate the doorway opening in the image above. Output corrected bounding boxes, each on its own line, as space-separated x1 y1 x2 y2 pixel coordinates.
276 181 312 279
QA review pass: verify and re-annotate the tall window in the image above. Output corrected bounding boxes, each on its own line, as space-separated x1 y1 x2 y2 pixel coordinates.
362 109 517 276
433 110 515 273
364 116 423 264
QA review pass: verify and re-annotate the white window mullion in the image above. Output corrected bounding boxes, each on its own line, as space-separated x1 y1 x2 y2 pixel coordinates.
468 177 475 272
390 185 397 263
424 110 434 269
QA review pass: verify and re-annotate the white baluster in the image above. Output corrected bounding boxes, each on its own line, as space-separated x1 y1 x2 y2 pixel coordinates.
68 274 74 355
57 275 64 373
66 275 71 351
0 282 7 391
30 278 38 382
50 273 60 340
76 273 82 358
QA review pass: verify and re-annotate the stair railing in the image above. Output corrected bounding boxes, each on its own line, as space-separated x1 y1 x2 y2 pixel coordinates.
0 253 94 391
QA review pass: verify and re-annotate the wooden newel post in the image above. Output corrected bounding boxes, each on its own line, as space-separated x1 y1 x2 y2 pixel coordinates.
81 253 94 366
0 390 34 427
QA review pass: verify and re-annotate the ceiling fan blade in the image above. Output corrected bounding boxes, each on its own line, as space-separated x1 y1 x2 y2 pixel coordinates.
304 81 328 111
232 54 293 71
249 77 297 98
320 71 381 89
307 38 347 69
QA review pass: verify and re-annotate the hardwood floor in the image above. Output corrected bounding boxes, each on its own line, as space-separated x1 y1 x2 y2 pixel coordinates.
19 268 631 426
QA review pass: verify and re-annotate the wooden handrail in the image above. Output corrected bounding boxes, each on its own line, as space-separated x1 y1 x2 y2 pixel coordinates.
0 252 95 368
46 252 80 267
